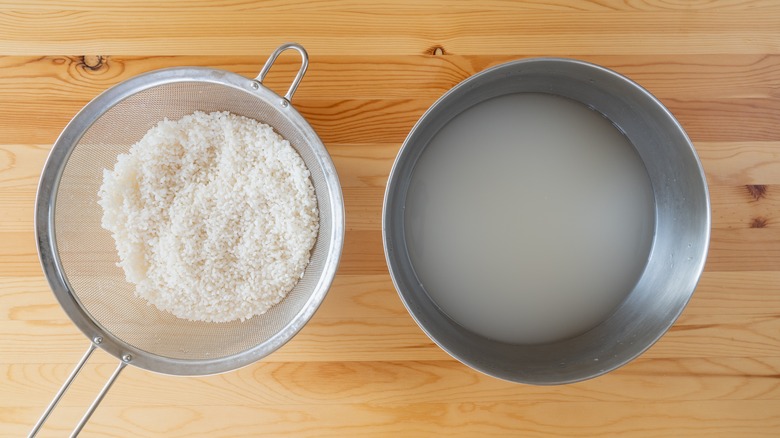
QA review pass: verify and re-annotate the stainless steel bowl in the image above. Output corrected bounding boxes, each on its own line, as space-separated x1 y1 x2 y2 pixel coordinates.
382 58 710 384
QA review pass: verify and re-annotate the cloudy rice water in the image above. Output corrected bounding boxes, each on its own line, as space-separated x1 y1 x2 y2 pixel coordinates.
98 111 319 323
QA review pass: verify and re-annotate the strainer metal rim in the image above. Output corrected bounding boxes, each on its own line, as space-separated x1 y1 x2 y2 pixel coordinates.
35 66 345 376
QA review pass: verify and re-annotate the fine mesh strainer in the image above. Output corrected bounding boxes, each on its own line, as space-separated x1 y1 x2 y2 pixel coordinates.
31 43 344 437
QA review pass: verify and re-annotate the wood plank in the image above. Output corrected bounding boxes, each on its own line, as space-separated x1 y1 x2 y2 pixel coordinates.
710 184 780 230
0 143 48 187
689 271 780 316
663 98 780 143
2 311 779 364
3 400 779 437
706 227 780 271
0 11 778 56
4 270 779 324
328 144 395 189
9 140 780 193
0 316 450 364
699 142 780 185
1 54 778 101
3 0 780 13
4 357 780 409
0 232 40 277
1 96 778 145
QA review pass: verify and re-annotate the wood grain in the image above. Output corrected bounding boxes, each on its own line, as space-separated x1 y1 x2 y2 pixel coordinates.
1 1 779 437
2 54 779 101
3 271 780 364
3 401 780 438
1 54 778 145
1 9 779 56
4 0 780 12
4 357 780 409
2 96 779 145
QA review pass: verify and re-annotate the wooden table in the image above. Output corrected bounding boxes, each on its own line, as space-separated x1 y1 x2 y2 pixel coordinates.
2 1 779 436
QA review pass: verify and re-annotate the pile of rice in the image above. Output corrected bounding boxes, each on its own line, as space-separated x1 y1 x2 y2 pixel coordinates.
98 111 319 322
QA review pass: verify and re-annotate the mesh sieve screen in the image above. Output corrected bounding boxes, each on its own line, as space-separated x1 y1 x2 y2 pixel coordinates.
53 81 333 361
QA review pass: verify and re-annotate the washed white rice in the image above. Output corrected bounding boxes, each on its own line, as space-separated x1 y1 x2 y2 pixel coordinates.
98 111 319 322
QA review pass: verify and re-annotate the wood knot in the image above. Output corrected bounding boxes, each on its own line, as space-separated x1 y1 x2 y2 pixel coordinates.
81 55 106 71
745 184 767 201
750 217 769 228
427 45 446 56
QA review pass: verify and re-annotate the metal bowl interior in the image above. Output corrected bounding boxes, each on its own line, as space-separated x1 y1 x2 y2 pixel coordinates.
383 58 710 384
36 67 345 376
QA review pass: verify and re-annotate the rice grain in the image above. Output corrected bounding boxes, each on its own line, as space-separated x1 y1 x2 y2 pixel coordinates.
98 111 319 322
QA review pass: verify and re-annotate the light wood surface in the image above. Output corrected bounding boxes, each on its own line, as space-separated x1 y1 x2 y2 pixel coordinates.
2 1 780 436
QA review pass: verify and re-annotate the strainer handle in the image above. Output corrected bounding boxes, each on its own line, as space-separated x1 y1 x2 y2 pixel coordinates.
29 343 96 437
28 340 130 438
70 360 127 437
254 42 309 102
